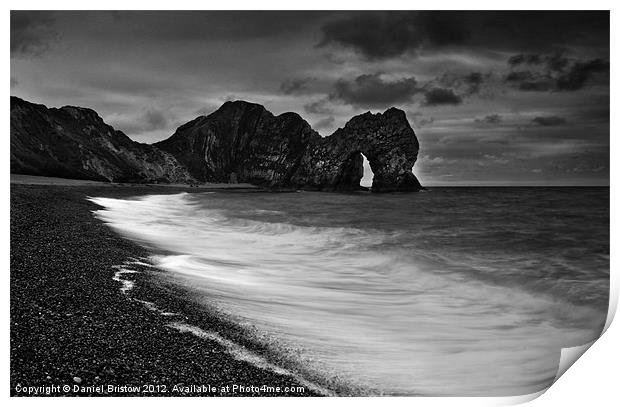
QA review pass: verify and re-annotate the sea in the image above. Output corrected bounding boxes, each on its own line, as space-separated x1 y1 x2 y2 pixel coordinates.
89 187 609 396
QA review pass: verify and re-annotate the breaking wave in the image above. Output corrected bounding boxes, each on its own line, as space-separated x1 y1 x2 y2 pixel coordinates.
89 192 607 396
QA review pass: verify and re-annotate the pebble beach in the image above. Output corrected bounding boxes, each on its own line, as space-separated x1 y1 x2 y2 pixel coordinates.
10 179 319 397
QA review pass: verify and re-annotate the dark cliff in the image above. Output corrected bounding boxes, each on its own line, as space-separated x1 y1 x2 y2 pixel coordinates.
11 96 422 191
155 101 321 186
10 97 194 183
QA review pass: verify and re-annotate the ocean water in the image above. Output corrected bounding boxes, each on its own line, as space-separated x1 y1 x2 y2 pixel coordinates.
90 187 609 396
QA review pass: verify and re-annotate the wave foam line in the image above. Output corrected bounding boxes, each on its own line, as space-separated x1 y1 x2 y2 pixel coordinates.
168 321 334 396
112 267 138 295
109 259 332 395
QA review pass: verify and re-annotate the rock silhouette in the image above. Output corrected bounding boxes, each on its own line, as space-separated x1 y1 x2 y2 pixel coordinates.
292 108 422 192
11 96 422 192
155 100 320 186
10 97 193 183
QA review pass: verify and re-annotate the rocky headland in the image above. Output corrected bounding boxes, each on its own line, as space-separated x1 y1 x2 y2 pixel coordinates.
11 96 422 192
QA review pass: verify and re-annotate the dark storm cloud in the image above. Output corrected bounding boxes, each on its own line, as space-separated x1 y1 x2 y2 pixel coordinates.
9 11 610 186
318 11 608 60
508 53 570 72
463 72 484 94
327 71 483 109
319 12 468 60
531 116 567 126
546 53 570 72
505 71 554 91
111 11 328 42
475 114 503 125
329 73 420 108
505 54 609 92
423 88 462 106
555 59 608 90
11 11 57 57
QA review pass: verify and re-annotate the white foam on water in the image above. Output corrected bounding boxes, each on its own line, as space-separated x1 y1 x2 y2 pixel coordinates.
106 257 331 395
90 193 605 396
168 321 334 396
112 268 138 294
134 298 178 317
110 260 178 317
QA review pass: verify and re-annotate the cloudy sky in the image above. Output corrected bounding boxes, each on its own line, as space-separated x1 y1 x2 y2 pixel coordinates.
11 11 609 186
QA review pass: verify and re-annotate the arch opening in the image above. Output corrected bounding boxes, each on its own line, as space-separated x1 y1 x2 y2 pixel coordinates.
360 153 375 190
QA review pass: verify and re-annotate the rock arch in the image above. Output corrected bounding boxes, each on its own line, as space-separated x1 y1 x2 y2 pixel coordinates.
155 101 422 192
291 108 422 192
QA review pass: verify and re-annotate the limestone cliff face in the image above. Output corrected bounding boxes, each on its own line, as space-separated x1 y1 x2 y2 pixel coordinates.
10 97 194 183
156 102 422 191
291 108 421 192
11 96 422 191
155 101 321 186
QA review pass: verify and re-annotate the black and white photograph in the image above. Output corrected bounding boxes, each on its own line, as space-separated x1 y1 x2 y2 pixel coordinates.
8 7 613 400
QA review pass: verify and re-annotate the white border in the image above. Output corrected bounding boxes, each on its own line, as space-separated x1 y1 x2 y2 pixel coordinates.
4 3 617 407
